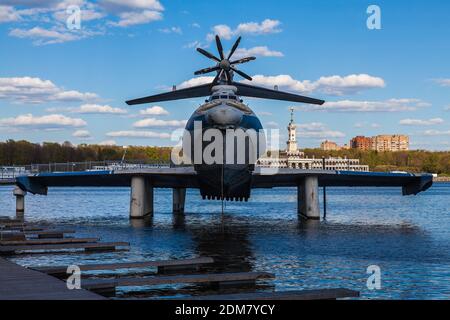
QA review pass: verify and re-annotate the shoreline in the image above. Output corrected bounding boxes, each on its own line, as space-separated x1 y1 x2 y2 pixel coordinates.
433 177 450 182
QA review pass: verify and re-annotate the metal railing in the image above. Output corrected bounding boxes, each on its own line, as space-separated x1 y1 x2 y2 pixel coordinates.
0 160 171 180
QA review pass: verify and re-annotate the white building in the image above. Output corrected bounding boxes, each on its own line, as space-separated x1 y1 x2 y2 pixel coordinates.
256 109 369 172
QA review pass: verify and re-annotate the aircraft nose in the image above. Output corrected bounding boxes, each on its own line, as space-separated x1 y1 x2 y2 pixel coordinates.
207 106 243 126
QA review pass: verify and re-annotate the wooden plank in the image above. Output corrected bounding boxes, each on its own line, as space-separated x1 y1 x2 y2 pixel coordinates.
33 257 214 275
0 257 104 300
1 226 44 232
0 222 32 227
25 230 76 235
1 230 76 240
0 242 129 255
82 272 274 291
0 233 26 241
0 238 99 246
180 289 360 300
0 218 24 223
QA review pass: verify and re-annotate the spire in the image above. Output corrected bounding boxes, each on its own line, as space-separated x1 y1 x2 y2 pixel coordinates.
286 107 298 153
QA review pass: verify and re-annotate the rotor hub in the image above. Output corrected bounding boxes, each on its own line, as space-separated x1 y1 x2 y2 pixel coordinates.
219 59 231 71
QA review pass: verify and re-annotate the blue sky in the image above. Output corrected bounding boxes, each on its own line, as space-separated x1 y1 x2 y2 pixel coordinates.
0 0 449 150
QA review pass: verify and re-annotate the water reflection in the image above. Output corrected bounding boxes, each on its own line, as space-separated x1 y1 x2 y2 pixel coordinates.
1 184 449 299
189 214 254 273
129 216 153 228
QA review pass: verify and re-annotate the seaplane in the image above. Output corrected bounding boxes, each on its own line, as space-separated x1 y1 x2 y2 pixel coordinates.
126 35 324 201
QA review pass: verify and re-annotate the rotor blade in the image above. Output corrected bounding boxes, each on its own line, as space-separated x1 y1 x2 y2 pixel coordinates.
232 82 325 105
224 70 232 84
215 35 224 60
230 56 256 65
228 36 241 60
213 69 224 84
230 67 252 81
126 83 213 105
196 48 220 62
194 66 220 75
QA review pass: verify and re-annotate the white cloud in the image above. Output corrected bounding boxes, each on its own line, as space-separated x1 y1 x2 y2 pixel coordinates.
0 5 21 23
235 19 282 35
9 26 82 45
98 139 117 146
133 118 187 128
0 114 86 129
158 26 182 34
72 104 127 114
178 76 214 89
208 24 233 40
297 122 327 131
0 76 98 104
139 105 169 115
296 122 345 139
207 19 282 41
399 118 444 126
106 130 171 139
297 98 430 112
99 0 164 11
354 122 380 128
175 73 384 95
299 130 346 139
247 74 385 96
444 105 450 111
232 46 283 59
422 130 450 136
184 40 202 49
4 1 106 44
53 8 105 23
72 129 91 138
109 10 162 27
433 78 450 87
265 121 279 128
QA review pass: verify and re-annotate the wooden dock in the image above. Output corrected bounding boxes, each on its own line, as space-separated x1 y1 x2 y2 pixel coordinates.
0 241 130 255
82 272 274 294
0 237 100 246
33 257 214 276
0 217 360 300
0 257 104 300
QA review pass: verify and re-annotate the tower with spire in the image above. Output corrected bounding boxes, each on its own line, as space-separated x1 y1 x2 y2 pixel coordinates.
286 107 298 154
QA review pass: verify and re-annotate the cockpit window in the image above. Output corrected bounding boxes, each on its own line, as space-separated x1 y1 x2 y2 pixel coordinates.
211 96 219 100
229 95 237 100
220 95 228 99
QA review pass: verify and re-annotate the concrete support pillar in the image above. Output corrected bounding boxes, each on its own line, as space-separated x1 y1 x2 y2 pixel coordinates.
13 186 26 214
172 188 186 213
130 176 153 219
298 176 320 220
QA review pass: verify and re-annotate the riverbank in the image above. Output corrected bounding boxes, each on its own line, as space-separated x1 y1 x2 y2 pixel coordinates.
434 176 450 182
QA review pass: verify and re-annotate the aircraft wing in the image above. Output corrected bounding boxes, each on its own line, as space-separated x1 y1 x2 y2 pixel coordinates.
251 169 433 196
126 83 213 105
17 167 432 197
232 82 325 105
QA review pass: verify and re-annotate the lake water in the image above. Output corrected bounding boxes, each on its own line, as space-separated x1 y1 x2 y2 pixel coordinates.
1 184 449 299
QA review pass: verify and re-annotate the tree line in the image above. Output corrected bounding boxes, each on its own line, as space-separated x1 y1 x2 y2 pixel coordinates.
0 139 449 175
302 148 450 175
0 140 171 165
